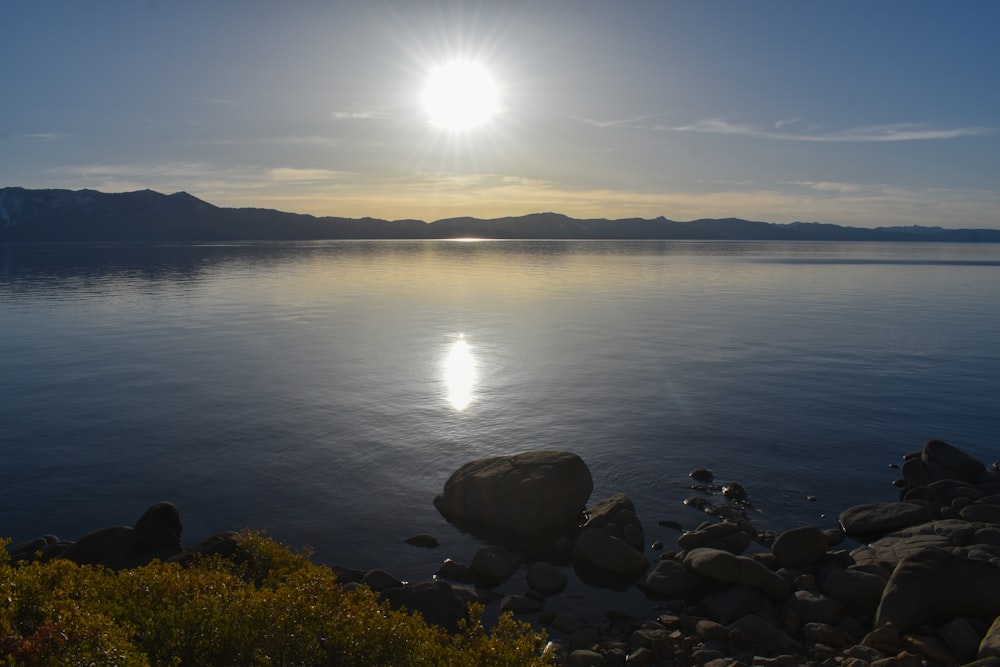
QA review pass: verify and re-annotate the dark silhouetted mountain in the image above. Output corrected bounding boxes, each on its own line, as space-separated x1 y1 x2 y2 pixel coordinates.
2 187 998 242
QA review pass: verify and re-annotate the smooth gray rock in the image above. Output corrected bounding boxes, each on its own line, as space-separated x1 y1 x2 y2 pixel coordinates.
583 493 645 551
771 526 828 568
819 567 886 613
851 518 977 568
700 585 764 625
786 590 846 626
839 502 934 537
922 439 986 483
728 613 778 644
976 527 1000 547
875 547 1000 632
902 458 933 489
962 502 1000 524
638 559 702 597
677 521 751 555
434 450 593 535
573 527 648 574
683 547 789 599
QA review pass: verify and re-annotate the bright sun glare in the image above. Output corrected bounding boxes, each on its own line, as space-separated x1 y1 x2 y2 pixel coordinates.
422 60 499 131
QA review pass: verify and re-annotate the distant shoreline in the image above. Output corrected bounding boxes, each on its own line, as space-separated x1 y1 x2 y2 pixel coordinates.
3 186 999 243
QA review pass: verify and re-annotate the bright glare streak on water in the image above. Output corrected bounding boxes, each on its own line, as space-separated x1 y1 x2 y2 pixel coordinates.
444 335 476 410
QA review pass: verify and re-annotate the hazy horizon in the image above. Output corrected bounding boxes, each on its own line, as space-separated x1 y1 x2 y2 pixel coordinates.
3 1 998 229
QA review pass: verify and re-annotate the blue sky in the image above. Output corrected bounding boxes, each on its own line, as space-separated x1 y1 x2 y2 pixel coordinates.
2 1 998 227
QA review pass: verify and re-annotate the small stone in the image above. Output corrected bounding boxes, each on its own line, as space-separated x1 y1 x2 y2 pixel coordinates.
403 534 439 548
690 467 714 483
722 482 748 501
696 619 730 640
657 519 683 530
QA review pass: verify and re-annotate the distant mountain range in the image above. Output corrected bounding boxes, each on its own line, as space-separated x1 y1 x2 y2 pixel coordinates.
2 186 999 243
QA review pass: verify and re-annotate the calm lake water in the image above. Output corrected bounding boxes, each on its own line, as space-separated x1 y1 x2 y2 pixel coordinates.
2 240 999 613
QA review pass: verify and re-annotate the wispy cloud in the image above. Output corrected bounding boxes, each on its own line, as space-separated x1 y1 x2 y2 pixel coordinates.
330 110 389 121
572 112 668 128
579 115 994 142
15 132 70 141
268 167 352 182
670 119 993 142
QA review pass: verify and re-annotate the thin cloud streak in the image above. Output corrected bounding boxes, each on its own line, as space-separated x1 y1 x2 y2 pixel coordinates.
580 115 994 142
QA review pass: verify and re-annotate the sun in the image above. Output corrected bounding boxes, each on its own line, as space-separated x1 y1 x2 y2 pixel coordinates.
421 60 499 131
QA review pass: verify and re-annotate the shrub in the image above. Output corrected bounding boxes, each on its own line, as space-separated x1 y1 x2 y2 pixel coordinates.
0 534 553 666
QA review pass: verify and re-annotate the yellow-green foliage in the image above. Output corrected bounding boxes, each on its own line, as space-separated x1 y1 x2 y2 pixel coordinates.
0 533 552 666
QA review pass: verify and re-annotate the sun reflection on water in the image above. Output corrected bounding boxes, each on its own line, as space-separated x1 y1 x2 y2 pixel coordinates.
444 335 476 410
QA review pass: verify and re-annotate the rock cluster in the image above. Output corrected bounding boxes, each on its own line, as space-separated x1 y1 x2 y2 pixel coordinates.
6 501 243 569
424 443 1000 666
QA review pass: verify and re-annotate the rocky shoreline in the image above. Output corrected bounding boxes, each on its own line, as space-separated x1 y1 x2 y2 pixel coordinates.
8 439 1000 666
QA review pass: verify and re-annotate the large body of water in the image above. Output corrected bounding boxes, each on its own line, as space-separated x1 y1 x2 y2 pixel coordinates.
2 240 999 613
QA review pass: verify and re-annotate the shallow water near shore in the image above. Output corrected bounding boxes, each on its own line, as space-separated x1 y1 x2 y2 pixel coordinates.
3 239 999 618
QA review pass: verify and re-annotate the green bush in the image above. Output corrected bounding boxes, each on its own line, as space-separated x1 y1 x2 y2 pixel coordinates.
0 533 553 666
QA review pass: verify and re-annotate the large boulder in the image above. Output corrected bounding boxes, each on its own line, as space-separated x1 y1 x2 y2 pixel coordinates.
839 502 934 538
875 548 1000 632
434 451 593 537
683 547 789 599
